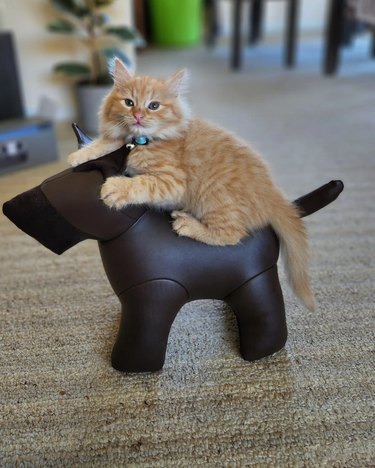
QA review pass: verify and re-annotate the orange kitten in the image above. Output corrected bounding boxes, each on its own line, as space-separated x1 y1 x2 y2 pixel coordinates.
68 58 315 311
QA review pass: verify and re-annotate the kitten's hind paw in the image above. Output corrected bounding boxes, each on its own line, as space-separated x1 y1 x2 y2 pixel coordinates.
171 211 201 240
171 210 191 220
172 211 244 246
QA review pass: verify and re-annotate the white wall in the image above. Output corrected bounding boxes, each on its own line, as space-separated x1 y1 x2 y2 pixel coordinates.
220 0 327 36
0 0 133 120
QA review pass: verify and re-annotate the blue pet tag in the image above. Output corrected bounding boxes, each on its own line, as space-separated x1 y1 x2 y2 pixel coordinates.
132 136 149 145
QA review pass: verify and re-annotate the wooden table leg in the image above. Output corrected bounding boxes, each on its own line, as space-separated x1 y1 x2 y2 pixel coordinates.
371 29 375 58
323 0 346 75
205 0 219 47
231 0 243 69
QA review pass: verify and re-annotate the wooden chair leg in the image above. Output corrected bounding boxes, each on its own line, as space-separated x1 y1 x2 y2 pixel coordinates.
284 0 299 68
231 0 243 70
249 0 264 45
323 0 346 75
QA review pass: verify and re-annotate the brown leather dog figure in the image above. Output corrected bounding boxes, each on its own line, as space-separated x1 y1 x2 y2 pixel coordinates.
3 124 344 372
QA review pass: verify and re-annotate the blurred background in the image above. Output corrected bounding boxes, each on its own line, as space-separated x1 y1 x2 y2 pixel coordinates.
0 0 374 174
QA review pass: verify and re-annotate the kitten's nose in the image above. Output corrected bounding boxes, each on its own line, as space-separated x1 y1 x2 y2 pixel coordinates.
134 111 144 123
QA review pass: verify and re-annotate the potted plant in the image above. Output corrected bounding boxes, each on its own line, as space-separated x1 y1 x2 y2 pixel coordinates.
47 0 142 134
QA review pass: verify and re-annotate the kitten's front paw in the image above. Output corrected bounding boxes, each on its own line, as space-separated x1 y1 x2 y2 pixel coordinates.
68 149 91 167
100 176 130 209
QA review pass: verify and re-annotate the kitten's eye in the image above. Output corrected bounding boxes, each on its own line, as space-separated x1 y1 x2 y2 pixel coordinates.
124 98 134 107
148 101 160 110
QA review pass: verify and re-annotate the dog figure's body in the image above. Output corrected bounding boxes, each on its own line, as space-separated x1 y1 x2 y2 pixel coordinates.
2 125 343 372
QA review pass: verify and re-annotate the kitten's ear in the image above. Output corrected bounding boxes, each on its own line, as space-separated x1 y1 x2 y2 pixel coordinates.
165 68 189 96
110 57 133 86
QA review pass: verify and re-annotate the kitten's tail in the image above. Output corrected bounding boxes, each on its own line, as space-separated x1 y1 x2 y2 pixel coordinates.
270 203 315 311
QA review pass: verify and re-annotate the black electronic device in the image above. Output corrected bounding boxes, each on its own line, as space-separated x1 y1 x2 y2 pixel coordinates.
0 32 59 175
0 32 24 121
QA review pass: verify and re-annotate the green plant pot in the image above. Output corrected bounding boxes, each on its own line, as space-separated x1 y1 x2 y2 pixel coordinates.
149 0 202 47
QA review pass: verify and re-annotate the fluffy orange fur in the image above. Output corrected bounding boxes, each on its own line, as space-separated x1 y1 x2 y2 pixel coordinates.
68 58 315 310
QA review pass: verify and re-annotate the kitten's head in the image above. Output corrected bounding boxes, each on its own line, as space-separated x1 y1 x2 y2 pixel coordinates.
100 58 191 140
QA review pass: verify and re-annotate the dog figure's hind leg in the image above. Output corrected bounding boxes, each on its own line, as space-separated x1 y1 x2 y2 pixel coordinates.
225 265 287 361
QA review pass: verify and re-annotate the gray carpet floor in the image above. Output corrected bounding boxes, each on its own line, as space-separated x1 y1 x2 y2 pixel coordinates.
1 38 374 466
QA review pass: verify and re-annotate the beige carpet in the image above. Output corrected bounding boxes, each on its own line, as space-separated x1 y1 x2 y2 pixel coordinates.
1 40 374 466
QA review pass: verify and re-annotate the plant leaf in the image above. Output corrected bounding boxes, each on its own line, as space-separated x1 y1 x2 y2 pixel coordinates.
94 0 115 7
53 62 91 77
104 26 138 41
50 0 89 18
47 19 75 33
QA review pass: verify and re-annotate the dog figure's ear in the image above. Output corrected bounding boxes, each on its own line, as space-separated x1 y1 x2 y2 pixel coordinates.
72 123 92 148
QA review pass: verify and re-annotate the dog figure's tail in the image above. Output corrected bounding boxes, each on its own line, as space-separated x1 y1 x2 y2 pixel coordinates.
271 180 344 311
